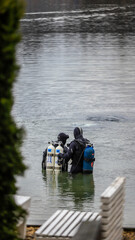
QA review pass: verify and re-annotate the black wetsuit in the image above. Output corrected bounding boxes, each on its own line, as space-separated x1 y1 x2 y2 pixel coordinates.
58 128 89 174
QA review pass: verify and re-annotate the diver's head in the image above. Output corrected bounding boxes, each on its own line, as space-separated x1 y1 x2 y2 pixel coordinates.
74 127 83 139
57 133 69 145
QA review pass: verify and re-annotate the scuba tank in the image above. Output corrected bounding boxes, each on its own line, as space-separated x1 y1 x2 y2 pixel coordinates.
55 143 63 171
83 144 95 173
46 143 55 170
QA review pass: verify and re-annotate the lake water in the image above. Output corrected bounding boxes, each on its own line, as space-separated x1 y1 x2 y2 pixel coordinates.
12 1 135 227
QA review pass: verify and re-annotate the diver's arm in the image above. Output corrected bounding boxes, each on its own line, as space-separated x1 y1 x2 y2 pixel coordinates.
63 145 68 154
42 148 47 169
59 142 76 162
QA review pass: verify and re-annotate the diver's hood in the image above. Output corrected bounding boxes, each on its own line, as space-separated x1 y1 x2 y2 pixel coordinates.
57 133 69 145
74 127 83 139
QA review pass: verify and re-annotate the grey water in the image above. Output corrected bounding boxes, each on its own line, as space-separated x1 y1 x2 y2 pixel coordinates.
13 0 135 227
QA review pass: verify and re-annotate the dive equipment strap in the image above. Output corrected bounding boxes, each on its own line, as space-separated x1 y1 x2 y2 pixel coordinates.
73 141 86 171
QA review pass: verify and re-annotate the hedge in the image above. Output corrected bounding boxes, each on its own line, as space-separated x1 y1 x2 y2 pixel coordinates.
0 0 27 239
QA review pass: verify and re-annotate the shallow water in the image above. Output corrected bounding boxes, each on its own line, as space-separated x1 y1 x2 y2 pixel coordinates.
13 1 135 227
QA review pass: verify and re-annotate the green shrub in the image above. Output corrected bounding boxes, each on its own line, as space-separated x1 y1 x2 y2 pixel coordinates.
0 0 27 239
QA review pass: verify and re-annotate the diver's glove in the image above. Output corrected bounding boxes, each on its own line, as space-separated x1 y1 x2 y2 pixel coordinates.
58 153 63 166
58 158 63 166
58 153 63 159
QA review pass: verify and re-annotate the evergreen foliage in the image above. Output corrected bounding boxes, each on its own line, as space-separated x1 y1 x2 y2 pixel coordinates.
0 0 27 239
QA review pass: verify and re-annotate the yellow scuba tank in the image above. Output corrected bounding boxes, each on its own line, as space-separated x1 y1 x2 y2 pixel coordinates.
55 144 63 171
46 143 55 170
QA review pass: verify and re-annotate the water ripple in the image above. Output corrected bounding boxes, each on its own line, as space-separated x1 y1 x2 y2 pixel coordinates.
87 115 126 122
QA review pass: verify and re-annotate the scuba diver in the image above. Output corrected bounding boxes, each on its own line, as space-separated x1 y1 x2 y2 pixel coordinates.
42 133 69 171
58 127 91 174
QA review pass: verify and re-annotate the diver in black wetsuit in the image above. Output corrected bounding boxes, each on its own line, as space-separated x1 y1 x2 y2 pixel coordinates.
42 133 69 171
58 127 90 174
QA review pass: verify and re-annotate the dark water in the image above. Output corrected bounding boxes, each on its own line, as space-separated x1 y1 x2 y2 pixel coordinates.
13 0 135 227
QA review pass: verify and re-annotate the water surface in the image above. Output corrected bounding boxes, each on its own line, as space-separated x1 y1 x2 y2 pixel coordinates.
13 1 135 227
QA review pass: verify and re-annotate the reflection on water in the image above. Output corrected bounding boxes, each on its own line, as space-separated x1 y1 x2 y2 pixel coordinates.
42 170 94 210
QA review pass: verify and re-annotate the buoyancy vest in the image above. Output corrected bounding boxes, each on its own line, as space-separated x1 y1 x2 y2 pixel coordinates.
83 144 95 173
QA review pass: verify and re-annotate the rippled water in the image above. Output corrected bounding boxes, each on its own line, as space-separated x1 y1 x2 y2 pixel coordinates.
13 1 135 227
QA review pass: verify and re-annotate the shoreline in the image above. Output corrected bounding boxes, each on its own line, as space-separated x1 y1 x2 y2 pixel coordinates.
25 226 135 240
